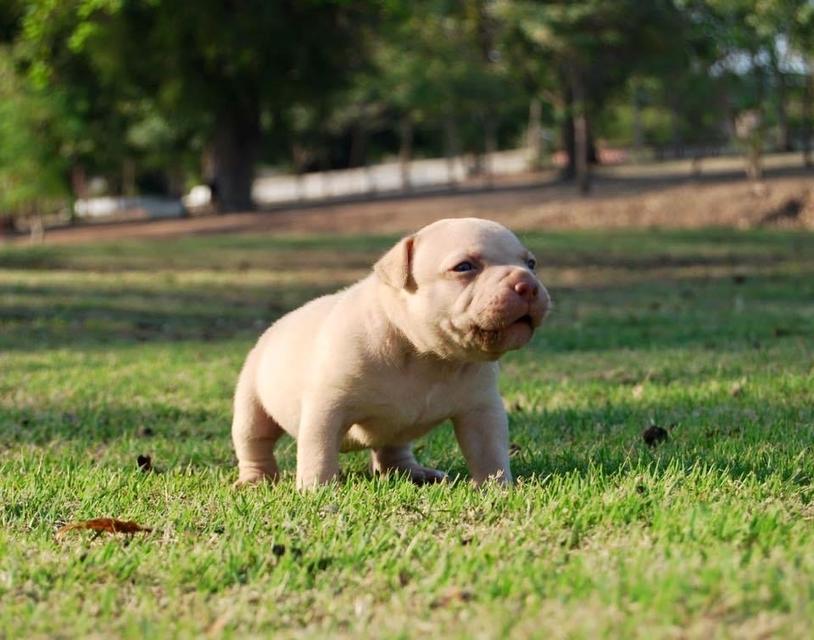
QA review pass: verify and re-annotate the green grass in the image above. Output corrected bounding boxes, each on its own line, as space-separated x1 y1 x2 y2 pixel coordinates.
1 228 813 638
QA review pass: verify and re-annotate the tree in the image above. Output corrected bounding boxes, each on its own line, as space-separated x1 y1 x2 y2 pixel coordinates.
352 0 523 190
19 1 382 212
499 0 686 193
0 47 71 227
699 0 814 176
767 0 814 166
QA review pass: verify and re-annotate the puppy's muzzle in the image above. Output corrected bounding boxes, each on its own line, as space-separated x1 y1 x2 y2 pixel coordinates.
507 272 550 327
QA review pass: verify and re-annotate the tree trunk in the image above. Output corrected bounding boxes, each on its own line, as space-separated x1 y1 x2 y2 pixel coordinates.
574 113 590 194
122 158 136 197
775 72 791 152
803 63 813 168
570 66 590 194
0 214 15 237
560 73 575 180
586 118 599 165
444 115 460 187
632 82 644 157
749 51 766 181
70 164 87 224
770 43 792 152
668 94 682 158
527 97 543 169
399 115 413 192
563 111 599 176
561 72 596 185
562 111 576 180
166 164 185 199
291 144 308 202
348 120 367 169
211 102 261 213
483 111 497 189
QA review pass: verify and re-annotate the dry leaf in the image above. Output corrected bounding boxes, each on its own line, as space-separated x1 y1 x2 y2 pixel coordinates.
431 587 474 609
56 518 152 540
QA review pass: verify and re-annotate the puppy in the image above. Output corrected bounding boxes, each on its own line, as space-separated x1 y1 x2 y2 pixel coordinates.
232 218 550 489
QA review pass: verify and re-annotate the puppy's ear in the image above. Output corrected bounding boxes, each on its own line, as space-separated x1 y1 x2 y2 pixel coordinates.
374 235 415 290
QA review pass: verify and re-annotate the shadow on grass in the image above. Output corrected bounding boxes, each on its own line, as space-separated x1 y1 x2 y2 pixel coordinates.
3 395 812 487
7 265 813 354
0 235 390 272
3 229 813 273
0 280 339 351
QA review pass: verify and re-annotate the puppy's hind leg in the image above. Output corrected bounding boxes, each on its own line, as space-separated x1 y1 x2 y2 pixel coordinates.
371 444 447 485
232 354 284 486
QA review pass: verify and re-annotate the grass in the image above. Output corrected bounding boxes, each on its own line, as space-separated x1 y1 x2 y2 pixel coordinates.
1 227 814 638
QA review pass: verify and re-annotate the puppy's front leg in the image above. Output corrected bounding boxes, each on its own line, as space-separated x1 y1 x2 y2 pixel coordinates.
296 403 346 490
452 395 512 485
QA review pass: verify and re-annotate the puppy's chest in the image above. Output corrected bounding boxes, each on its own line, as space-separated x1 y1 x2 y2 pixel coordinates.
351 377 472 444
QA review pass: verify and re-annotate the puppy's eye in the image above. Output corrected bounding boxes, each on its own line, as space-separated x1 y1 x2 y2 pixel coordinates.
526 258 537 270
452 261 475 273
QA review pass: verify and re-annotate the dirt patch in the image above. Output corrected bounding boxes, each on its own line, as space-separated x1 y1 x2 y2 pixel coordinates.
6 170 814 245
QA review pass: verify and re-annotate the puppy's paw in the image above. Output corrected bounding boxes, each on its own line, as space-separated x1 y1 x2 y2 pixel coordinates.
371 446 447 485
234 467 278 487
376 463 447 485
407 465 448 485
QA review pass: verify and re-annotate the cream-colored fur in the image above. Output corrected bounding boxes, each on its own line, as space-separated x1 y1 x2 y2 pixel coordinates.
232 218 550 489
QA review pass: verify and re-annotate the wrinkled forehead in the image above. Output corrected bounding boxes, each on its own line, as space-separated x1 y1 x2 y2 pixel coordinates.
413 219 528 268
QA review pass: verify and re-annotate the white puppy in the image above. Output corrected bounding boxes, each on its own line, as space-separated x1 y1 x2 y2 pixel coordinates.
232 218 550 489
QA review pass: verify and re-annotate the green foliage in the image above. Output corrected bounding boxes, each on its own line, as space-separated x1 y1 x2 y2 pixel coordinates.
1 0 813 213
0 47 70 215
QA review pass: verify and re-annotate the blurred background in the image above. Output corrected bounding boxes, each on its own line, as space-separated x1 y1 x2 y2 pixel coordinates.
0 0 813 235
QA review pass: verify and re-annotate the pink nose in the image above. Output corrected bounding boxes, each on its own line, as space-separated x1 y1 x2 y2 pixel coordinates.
514 279 539 301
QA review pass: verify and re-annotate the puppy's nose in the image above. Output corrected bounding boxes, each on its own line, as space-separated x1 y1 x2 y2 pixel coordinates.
514 280 539 301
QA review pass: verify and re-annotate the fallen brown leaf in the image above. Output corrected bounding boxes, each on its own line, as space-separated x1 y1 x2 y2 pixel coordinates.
431 587 474 609
56 518 152 540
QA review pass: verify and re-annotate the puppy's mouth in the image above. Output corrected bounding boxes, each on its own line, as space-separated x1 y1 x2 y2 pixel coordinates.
513 314 535 330
469 313 536 354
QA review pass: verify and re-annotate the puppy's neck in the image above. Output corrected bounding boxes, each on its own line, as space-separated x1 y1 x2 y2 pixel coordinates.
369 277 478 375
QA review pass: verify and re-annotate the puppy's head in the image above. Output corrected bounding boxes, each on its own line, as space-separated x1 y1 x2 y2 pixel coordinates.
375 218 550 361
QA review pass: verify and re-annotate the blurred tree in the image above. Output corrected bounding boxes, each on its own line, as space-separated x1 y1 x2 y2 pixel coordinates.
701 0 814 176
0 46 71 229
767 0 814 166
748 0 814 159
499 0 686 193
356 0 523 189
615 2 728 162
1 0 811 221
18 0 381 212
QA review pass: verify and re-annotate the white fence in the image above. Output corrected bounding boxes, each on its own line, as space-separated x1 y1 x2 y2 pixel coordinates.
75 148 533 218
252 149 531 205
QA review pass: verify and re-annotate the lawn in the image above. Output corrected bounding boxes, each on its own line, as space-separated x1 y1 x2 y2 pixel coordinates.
1 227 813 638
